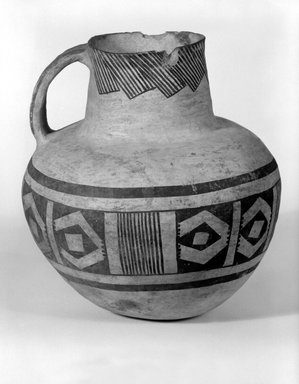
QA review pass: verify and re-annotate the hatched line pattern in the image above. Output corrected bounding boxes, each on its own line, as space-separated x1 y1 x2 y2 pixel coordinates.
91 49 119 94
91 39 207 99
117 212 164 275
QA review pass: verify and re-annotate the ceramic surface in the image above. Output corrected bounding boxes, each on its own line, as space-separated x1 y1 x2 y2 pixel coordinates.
23 32 281 319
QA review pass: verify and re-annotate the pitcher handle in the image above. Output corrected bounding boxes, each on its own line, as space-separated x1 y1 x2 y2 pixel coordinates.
30 44 90 144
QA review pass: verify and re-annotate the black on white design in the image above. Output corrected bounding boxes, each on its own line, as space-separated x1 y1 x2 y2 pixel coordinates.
237 197 271 258
178 210 230 265
54 211 106 270
91 39 207 99
104 211 177 275
23 192 53 258
22 179 280 278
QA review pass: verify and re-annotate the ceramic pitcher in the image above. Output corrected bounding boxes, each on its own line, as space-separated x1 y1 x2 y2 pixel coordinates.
22 32 281 320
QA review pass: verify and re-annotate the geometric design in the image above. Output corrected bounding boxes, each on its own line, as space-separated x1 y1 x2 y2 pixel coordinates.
248 220 264 239
237 197 271 259
90 38 207 99
193 232 209 245
65 233 84 252
22 192 52 257
23 193 46 238
29 216 39 239
159 211 177 273
223 201 241 266
104 211 177 275
22 166 281 284
54 212 102 245
242 198 271 229
46 201 62 263
263 184 280 251
54 211 106 270
60 248 104 269
117 212 164 275
178 210 229 265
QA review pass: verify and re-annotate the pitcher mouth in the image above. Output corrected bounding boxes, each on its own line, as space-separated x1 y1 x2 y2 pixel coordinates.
88 31 207 99
88 31 205 55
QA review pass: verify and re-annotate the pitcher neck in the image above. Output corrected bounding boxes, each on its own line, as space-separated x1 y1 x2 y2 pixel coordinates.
84 32 217 141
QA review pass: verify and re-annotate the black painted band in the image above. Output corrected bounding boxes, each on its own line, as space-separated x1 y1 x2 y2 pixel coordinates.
28 158 278 199
58 263 259 292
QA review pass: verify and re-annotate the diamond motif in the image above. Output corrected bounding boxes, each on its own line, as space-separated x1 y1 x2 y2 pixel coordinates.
238 197 271 258
179 210 229 264
65 233 84 252
248 220 265 239
54 211 105 270
193 232 209 245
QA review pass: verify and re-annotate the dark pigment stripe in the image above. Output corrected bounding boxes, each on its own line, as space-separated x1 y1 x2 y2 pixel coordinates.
28 158 278 199
58 263 259 292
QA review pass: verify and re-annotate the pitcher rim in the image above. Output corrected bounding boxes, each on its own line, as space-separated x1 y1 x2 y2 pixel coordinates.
88 31 206 56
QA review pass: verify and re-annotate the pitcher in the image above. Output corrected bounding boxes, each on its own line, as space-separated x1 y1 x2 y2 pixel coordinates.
22 32 281 320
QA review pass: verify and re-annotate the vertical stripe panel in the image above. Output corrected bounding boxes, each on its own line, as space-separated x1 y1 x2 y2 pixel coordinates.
152 212 161 274
115 212 167 275
117 214 128 274
137 212 149 273
153 212 163 274
129 213 141 274
145 212 154 273
124 213 136 274
142 212 152 274
134 213 145 274
107 212 175 276
121 213 132 274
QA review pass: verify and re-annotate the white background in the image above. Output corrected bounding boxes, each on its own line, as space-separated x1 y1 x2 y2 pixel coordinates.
0 0 299 383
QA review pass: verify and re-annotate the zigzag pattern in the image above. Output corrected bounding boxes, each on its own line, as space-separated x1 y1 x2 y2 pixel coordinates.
91 40 207 99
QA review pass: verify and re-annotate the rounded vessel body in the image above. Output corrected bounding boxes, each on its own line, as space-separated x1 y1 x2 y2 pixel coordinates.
23 32 281 319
